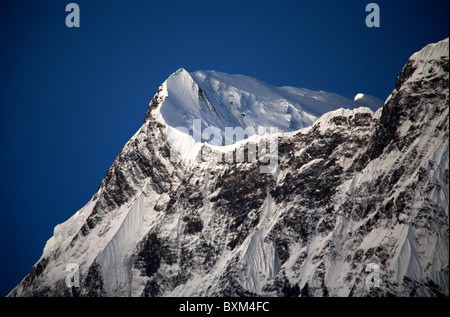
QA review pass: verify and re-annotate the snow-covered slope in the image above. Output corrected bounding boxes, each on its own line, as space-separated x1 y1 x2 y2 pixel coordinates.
158 68 383 135
149 68 382 161
9 38 448 297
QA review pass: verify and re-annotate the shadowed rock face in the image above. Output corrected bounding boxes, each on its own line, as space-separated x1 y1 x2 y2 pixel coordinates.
9 39 449 297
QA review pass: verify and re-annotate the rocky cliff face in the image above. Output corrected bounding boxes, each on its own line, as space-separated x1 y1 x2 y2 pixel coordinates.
9 38 448 297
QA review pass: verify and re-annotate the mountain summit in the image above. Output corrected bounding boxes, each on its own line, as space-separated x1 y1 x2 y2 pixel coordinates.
153 68 383 136
146 67 382 162
9 38 448 297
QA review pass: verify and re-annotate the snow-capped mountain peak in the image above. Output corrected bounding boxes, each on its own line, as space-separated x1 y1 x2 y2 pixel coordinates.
155 68 385 137
147 67 383 163
9 38 448 298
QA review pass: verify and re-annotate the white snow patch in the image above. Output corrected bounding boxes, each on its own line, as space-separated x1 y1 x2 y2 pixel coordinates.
354 93 365 101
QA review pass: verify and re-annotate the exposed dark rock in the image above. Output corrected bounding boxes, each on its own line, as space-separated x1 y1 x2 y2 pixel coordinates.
81 262 105 297
183 216 204 235
135 232 163 277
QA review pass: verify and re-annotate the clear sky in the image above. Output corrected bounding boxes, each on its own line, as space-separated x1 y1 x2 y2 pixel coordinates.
0 0 448 296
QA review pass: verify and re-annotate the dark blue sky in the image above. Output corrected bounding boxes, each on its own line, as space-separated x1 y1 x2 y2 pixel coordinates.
0 0 448 296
